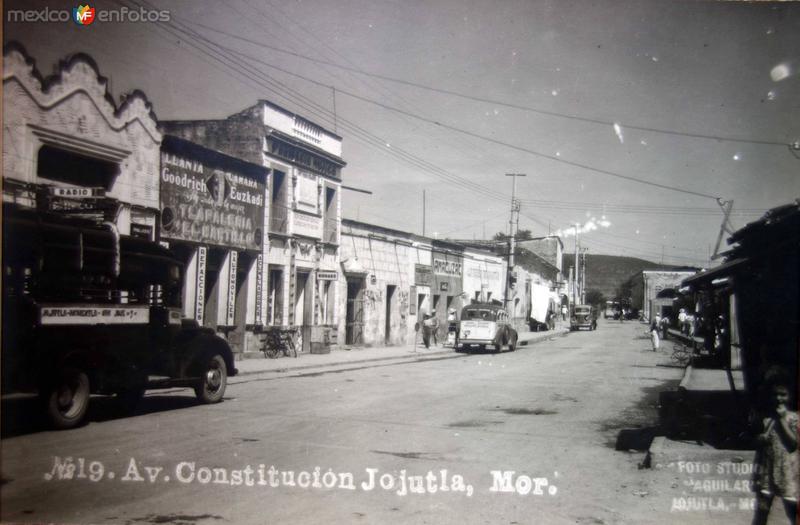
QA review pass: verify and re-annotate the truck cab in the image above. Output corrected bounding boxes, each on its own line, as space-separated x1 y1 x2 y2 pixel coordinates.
2 203 236 429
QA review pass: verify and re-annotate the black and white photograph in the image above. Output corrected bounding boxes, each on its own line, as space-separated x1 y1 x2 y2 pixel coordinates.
1 1 798 524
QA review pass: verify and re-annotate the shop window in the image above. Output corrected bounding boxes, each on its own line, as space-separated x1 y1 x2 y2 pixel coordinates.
37 146 119 189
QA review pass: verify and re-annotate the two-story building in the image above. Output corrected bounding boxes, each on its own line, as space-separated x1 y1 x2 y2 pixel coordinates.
162 101 345 353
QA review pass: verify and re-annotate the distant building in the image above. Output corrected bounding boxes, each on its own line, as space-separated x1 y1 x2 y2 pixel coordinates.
631 270 699 321
448 236 564 331
340 221 504 347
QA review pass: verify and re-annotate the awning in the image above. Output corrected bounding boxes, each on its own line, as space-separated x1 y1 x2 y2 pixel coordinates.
682 258 749 290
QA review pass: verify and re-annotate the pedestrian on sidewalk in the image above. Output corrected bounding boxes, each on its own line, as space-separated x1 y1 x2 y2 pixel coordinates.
422 311 438 349
649 318 660 351
660 314 670 340
751 377 798 525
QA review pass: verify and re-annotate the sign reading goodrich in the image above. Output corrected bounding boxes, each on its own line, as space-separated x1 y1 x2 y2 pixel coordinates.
159 146 266 251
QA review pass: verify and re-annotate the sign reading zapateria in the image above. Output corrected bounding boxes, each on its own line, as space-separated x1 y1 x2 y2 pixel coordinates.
160 138 267 251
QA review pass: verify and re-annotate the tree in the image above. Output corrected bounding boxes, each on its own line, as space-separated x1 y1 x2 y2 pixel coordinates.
585 288 606 308
492 229 534 241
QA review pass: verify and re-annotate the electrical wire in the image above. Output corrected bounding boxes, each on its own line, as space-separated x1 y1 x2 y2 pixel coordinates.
189 20 793 149
180 32 722 200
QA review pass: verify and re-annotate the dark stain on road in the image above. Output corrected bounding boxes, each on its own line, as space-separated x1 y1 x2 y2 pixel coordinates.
597 379 680 449
448 419 503 428
237 437 260 442
550 393 579 403
498 408 558 415
370 450 445 461
130 514 224 525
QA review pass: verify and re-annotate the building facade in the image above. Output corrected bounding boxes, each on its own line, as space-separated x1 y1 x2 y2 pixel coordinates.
338 222 506 347
160 136 268 354
162 101 345 353
3 43 161 238
631 270 698 321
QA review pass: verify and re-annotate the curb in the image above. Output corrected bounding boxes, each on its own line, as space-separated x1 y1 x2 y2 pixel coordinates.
234 329 567 377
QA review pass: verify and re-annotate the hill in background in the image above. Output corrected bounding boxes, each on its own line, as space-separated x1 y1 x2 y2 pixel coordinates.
562 253 698 300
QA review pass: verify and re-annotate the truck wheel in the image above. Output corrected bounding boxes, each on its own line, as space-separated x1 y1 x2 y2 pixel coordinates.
44 367 90 430
508 333 517 351
195 354 227 404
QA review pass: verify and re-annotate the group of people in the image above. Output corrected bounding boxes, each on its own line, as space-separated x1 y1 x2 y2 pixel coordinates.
421 308 459 349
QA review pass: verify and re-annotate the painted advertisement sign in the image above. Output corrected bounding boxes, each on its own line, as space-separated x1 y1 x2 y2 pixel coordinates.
195 246 207 323
160 152 265 251
293 211 323 239
433 258 462 277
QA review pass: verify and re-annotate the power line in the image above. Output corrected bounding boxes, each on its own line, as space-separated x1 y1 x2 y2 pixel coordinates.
182 32 721 200
113 0 523 211
189 20 792 149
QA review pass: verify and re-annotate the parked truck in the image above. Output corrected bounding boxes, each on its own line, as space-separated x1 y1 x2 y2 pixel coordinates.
1 202 237 429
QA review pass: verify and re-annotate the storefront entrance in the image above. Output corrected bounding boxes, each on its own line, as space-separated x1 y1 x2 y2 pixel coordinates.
345 277 364 345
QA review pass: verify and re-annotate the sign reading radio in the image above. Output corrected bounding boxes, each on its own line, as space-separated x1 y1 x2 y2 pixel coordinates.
433 258 462 277
160 152 265 252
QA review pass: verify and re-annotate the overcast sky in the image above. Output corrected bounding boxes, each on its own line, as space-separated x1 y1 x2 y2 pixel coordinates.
5 0 800 266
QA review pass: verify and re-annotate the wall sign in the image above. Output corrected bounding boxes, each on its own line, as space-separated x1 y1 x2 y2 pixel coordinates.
293 211 322 239
440 282 449 292
160 152 265 251
255 253 264 326
226 251 238 326
317 270 338 281
415 264 433 286
433 258 462 277
195 246 207 323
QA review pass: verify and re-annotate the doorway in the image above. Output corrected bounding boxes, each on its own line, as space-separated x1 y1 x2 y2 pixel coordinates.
345 277 364 345
385 285 396 345
295 270 313 352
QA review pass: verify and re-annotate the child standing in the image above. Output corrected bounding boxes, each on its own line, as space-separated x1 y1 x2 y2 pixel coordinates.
649 318 660 352
751 380 798 525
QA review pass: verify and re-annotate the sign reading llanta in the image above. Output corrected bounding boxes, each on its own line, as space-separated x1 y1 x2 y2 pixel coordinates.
160 153 265 251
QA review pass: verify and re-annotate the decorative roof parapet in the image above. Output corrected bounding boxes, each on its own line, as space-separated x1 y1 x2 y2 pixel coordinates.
3 41 161 144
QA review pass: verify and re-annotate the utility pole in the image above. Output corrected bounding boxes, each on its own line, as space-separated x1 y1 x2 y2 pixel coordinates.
422 190 426 237
581 248 587 304
573 224 579 308
504 173 526 309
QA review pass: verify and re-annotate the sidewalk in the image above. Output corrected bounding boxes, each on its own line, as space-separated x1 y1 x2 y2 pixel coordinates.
232 328 569 377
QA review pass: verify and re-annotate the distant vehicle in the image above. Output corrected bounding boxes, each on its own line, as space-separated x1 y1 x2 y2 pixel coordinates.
456 303 518 353
604 301 620 319
570 305 597 331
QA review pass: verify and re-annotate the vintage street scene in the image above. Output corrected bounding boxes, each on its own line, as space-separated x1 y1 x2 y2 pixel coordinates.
2 1 798 524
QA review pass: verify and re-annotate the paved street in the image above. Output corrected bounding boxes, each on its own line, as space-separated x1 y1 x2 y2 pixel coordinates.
1 320 762 524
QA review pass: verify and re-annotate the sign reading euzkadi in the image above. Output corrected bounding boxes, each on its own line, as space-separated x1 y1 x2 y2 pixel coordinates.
39 306 150 325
